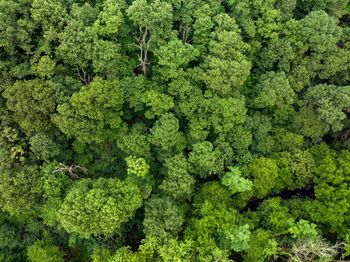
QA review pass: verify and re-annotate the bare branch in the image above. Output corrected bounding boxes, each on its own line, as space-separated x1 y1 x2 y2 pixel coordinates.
53 163 88 179
134 28 152 76
179 23 191 43
75 66 93 85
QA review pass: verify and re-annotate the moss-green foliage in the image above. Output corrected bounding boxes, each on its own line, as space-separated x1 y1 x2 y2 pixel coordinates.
143 196 184 238
2 80 58 135
0 166 44 222
1 0 350 260
54 77 125 144
27 239 64 262
159 154 195 200
58 178 143 238
221 167 253 194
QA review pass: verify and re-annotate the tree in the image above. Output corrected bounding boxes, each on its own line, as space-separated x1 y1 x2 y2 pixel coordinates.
0 126 26 171
274 150 315 191
108 237 195 262
200 15 251 97
0 0 35 64
1 0 350 260
116 123 152 160
155 38 199 80
304 150 350 234
126 0 174 44
288 219 318 240
126 0 174 75
188 141 224 177
300 84 350 133
244 229 280 262
126 156 149 178
27 240 64 262
243 157 280 198
209 96 247 134
227 0 283 42
29 134 60 161
54 77 125 144
159 154 195 200
185 182 247 260
40 161 73 226
252 71 295 109
2 80 58 135
221 167 253 195
93 0 123 36
217 224 251 252
295 0 350 18
143 196 184 238
0 166 44 221
58 178 143 238
291 107 328 141
141 90 174 119
256 197 294 232
149 113 186 155
298 11 341 53
56 3 98 70
57 2 130 79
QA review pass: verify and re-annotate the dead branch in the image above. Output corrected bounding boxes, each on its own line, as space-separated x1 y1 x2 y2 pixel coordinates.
53 163 88 179
134 28 151 76
179 23 191 43
75 66 93 85
340 128 350 142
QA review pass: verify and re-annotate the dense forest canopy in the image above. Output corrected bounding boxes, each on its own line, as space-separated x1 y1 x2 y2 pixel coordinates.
1 0 350 261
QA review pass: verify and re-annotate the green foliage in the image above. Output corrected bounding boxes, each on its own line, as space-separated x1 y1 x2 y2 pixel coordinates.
292 107 328 141
2 80 57 135
54 77 125 144
0 126 26 170
185 182 241 259
143 196 184 238
159 154 195 200
58 178 143 238
301 84 350 132
93 0 123 36
341 234 350 259
34 56 56 78
116 123 151 160
1 0 350 260
41 161 73 225
252 71 295 109
188 141 224 177
109 237 195 262
27 240 64 262
91 247 112 262
274 149 315 191
126 156 149 178
244 157 280 198
221 167 253 194
288 219 318 240
126 0 174 44
257 197 294 232
201 18 251 97
0 166 44 221
149 113 186 153
156 39 199 79
298 11 341 53
302 150 350 234
217 224 251 252
210 97 247 134
244 229 280 262
141 90 174 119
29 134 60 161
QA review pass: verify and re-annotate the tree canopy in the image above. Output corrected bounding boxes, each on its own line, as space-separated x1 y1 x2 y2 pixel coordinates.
1 0 350 261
